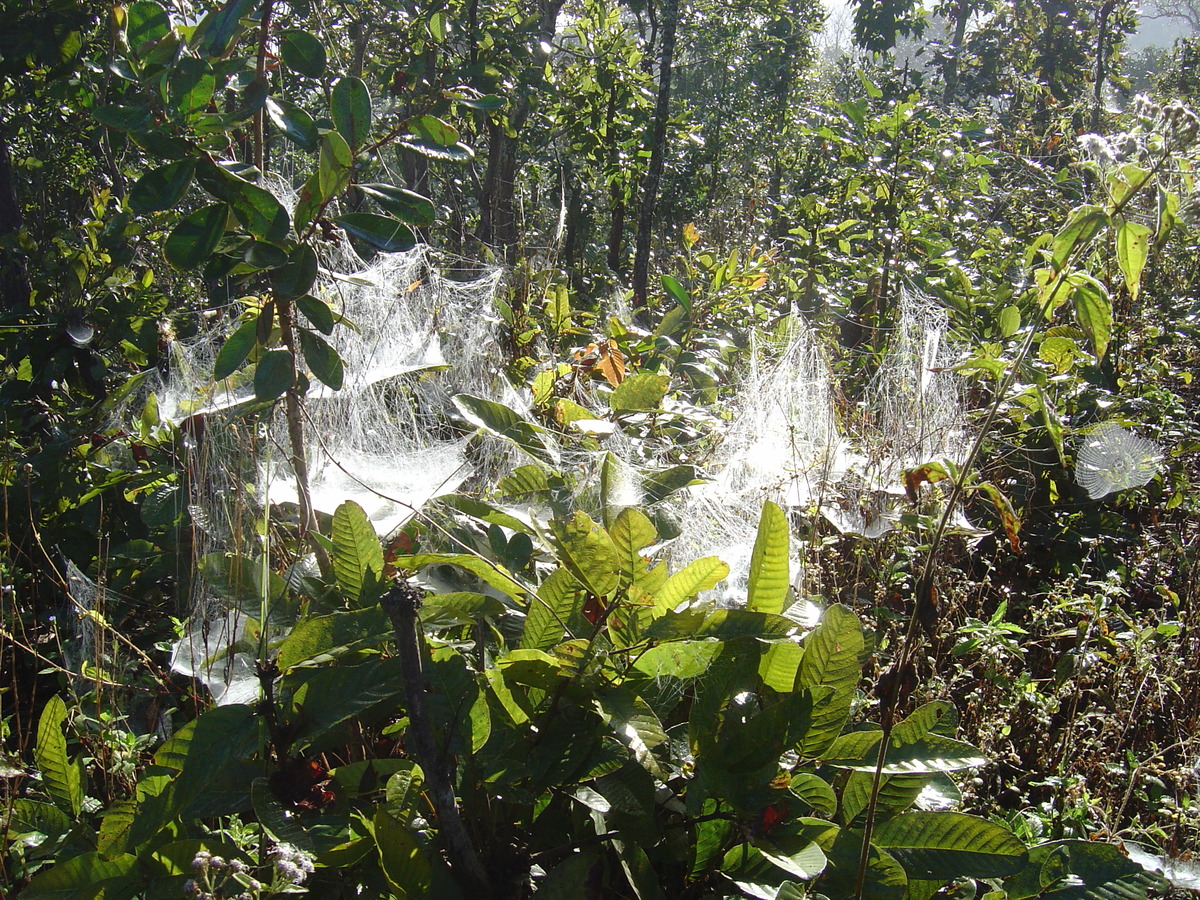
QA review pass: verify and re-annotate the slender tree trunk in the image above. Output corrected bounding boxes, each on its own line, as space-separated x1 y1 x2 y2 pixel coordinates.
632 0 681 307
942 0 971 105
1092 0 1116 131
603 77 626 275
0 130 31 311
478 0 565 263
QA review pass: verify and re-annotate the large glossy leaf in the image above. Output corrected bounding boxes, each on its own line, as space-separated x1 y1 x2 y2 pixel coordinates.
797 604 865 757
841 770 933 826
550 511 619 598
34 696 82 818
331 499 384 606
93 103 152 130
610 507 657 582
317 130 354 202
358 183 437 227
167 56 215 117
126 0 170 49
300 328 344 390
1116 220 1151 302
266 96 318 150
276 607 391 671
1004 839 1164 900
374 806 433 895
335 212 416 252
212 318 257 380
279 29 326 77
391 553 529 603
633 640 721 678
653 556 729 615
201 165 290 242
407 114 459 146
1070 272 1112 360
823 730 988 774
873 812 1027 880
154 704 263 814
164 203 228 269
21 852 138 899
521 566 584 650
640 464 703 505
253 348 294 401
609 372 669 412
597 687 668 775
1053 205 1109 270
747 500 790 614
286 657 406 746
195 0 256 56
332 76 372 149
252 778 316 853
272 244 318 299
130 158 196 214
454 393 557 464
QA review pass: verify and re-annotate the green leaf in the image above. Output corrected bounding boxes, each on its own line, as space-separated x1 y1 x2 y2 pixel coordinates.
202 166 290 242
126 0 170 49
654 556 729 614
873 812 1027 880
841 771 933 826
297 294 336 334
212 318 258 380
640 464 703 505
454 393 557 464
798 604 866 757
272 244 318 299
824 730 988 774
154 704 264 815
21 852 138 899
521 566 584 650
34 696 82 818
195 0 256 56
789 773 838 816
407 114 459 147
276 607 391 671
1115 220 1152 302
252 778 316 853
391 553 529 603
167 56 215 117
279 29 326 77
164 203 228 269
318 130 354 202
1004 839 1163 900
633 640 721 678
662 274 691 310
266 97 319 150
254 348 294 401
598 688 669 774
759 640 804 692
455 93 505 110
399 138 474 162
609 507 657 581
609 372 669 412
335 212 417 252
1069 272 1113 359
130 158 196 214
1053 205 1109 270
747 500 790 614
332 500 384 606
93 103 152 130
332 76 372 150
300 329 344 390
998 304 1021 338
550 511 620 598
374 806 433 895
358 183 437 227
287 657 406 746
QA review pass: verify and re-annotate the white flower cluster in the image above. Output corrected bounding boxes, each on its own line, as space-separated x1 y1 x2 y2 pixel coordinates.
181 844 315 899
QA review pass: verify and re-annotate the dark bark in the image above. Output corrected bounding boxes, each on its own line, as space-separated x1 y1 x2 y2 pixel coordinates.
603 78 626 275
0 130 31 310
383 583 492 900
632 0 681 307
941 0 971 105
477 0 565 263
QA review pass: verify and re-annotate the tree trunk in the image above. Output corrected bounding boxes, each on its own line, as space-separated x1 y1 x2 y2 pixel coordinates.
632 0 681 307
477 0 565 263
942 0 971 105
0 130 31 310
